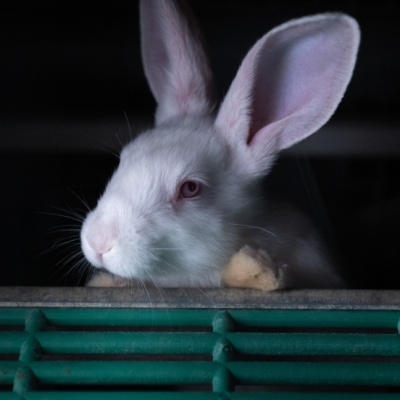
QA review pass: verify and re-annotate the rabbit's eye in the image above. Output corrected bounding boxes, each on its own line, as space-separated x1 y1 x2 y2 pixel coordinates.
179 180 202 199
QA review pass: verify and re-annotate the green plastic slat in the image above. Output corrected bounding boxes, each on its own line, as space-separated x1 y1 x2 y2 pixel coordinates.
56 331 395 356
230 395 400 400
4 331 400 356
0 308 215 326
40 309 400 329
37 332 216 354
1 308 399 328
227 332 400 356
0 395 23 400
0 309 26 325
4 360 400 387
25 309 46 333
2 306 400 398
24 394 219 400
42 309 215 327
13 366 36 395
31 361 217 385
0 362 17 385
229 361 400 386
228 310 400 329
17 393 400 400
31 361 400 386
0 332 27 353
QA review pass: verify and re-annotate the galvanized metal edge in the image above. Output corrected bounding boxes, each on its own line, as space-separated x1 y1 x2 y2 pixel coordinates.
0 287 400 310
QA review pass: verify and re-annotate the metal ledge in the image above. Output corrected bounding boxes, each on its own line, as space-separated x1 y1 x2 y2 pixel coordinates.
0 287 400 310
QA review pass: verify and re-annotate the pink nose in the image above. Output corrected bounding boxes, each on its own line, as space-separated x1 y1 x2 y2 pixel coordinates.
86 225 115 259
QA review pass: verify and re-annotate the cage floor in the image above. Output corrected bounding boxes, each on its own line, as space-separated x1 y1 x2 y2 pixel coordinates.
1 288 400 399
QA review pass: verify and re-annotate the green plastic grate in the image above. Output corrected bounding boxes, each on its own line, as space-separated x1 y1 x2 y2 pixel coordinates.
2 296 400 399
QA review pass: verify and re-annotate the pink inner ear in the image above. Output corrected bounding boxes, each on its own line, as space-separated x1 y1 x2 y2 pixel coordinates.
250 25 343 146
216 14 359 162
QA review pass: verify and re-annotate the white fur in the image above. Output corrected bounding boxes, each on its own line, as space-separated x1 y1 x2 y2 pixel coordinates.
81 0 360 288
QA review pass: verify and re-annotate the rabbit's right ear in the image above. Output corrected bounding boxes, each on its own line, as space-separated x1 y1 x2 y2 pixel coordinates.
140 0 214 125
215 14 360 177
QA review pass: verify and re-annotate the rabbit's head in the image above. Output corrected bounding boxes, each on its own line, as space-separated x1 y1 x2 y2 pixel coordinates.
81 0 360 285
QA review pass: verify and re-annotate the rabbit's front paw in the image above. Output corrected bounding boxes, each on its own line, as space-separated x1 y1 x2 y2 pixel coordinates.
222 245 286 291
86 271 131 287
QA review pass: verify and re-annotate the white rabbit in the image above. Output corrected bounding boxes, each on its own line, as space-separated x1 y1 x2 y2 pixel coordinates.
81 0 360 289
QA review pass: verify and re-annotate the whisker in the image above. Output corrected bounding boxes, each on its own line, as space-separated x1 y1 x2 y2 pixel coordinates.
138 276 153 305
40 202 92 286
123 110 133 140
52 204 85 217
150 247 182 251
96 140 121 159
45 227 81 235
40 208 85 224
39 239 80 257
85 265 97 287
67 188 92 212
147 273 166 303
229 223 277 237
58 250 85 267
144 272 172 329
158 257 181 274
51 253 87 284
75 260 90 286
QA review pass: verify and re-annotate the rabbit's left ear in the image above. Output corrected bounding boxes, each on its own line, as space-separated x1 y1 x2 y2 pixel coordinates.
215 14 360 177
140 0 215 125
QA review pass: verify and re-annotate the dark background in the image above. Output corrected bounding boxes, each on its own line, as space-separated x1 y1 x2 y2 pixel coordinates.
1 0 399 287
